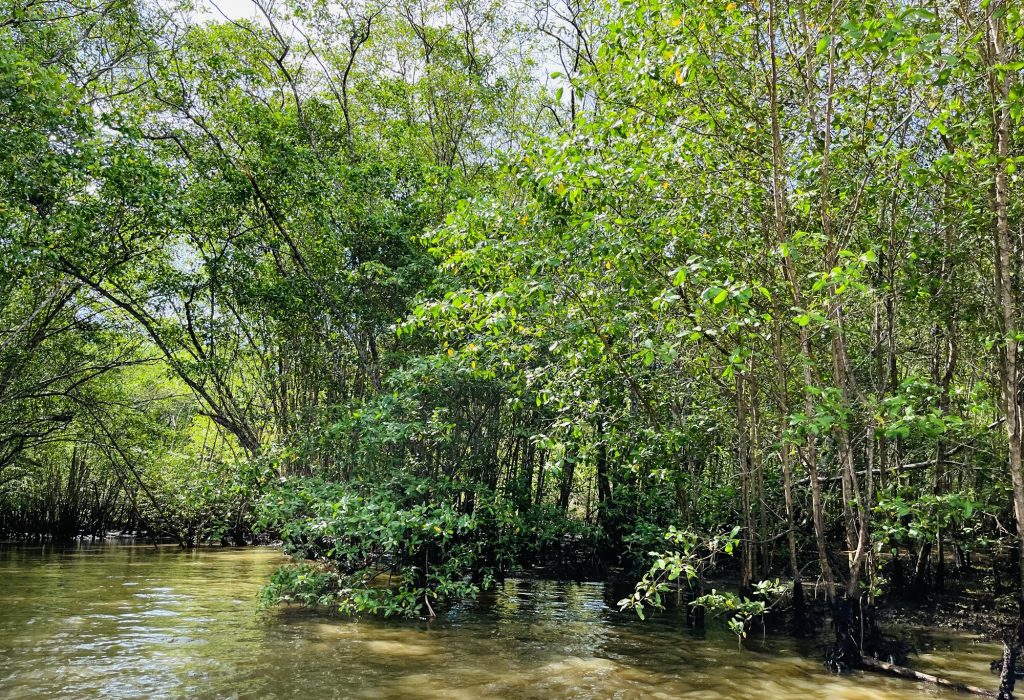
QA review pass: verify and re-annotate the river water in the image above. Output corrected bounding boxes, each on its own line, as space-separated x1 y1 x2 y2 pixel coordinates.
0 544 1005 698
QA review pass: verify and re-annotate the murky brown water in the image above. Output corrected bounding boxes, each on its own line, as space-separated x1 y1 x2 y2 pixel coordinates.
0 544 1004 698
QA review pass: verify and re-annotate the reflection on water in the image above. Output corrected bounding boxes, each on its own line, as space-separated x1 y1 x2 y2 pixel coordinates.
0 544 1003 699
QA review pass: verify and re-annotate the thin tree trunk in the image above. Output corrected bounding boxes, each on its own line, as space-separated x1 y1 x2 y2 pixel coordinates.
767 0 835 598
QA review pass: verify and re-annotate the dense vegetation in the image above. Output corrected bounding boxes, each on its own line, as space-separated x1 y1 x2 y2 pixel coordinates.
4 0 1024 692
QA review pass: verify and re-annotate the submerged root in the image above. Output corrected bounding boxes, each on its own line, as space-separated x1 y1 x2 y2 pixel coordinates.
858 656 995 697
824 593 996 697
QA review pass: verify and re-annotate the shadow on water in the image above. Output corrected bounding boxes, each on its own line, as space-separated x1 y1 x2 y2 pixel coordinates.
0 543 1004 699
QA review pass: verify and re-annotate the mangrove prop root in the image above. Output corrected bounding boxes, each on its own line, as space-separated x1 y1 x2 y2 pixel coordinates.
996 622 1024 700
858 656 996 698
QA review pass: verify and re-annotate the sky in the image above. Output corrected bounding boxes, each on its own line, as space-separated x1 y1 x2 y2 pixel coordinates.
187 0 569 107
197 0 262 22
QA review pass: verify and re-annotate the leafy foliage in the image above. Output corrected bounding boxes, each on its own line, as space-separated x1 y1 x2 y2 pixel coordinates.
5 0 1024 661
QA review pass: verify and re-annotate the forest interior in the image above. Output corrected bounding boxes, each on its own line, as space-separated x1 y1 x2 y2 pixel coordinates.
3 0 1024 696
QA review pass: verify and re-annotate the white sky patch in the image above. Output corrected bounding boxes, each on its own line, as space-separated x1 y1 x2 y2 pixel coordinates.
196 0 263 22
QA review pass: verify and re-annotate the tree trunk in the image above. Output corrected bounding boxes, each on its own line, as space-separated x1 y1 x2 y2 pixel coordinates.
767 0 835 599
